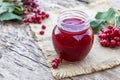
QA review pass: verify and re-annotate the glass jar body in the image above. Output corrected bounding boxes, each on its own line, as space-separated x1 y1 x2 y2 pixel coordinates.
52 10 94 62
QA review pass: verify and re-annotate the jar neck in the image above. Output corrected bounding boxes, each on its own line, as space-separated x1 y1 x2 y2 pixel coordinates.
57 10 90 33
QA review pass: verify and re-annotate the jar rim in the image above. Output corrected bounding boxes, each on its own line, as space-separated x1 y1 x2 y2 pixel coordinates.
57 10 90 32
58 10 90 26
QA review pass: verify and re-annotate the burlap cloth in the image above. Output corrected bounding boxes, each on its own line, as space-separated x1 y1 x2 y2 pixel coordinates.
30 0 120 79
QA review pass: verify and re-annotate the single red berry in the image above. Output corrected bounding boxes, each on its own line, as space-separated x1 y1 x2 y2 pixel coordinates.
52 59 58 63
114 28 119 34
33 19 37 23
107 25 113 29
30 2 35 7
24 10 29 15
31 8 34 12
100 39 109 47
23 18 28 23
31 15 36 21
39 30 44 35
101 33 107 39
100 40 106 46
117 42 120 46
33 9 38 13
55 58 62 63
100 40 104 46
41 11 46 15
106 33 110 38
45 14 49 18
34 4 39 8
110 39 117 47
37 15 42 21
42 25 46 29
42 15 45 20
107 29 112 34
23 18 29 23
37 9 40 13
114 37 120 42
52 62 58 69
98 31 103 38
101 28 108 33
37 20 42 24
28 18 32 23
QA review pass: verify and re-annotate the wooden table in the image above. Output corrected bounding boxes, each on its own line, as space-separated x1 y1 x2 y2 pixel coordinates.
0 0 120 80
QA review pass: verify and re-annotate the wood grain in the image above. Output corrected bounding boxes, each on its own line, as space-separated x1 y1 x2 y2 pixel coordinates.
0 22 53 80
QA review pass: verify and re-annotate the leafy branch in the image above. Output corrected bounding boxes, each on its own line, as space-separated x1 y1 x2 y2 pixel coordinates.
0 0 24 21
90 8 120 34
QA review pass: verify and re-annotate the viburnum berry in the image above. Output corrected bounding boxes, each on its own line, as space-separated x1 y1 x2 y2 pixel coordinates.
113 28 119 35
56 58 62 63
45 14 49 18
42 25 46 29
52 58 62 69
100 39 109 47
52 62 58 69
42 15 46 20
101 28 108 33
37 15 42 21
98 25 120 48
110 39 117 48
37 20 41 24
114 37 120 42
24 9 29 15
28 18 32 23
39 30 44 35
31 15 36 21
41 11 46 15
117 42 120 46
33 9 38 13
37 9 40 13
101 33 107 39
108 25 113 29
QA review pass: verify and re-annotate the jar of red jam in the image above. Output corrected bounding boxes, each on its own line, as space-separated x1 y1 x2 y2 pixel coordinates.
52 10 94 62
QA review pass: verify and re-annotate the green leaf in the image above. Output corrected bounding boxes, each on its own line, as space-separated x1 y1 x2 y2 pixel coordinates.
95 8 116 24
90 20 105 34
0 12 22 21
116 16 120 29
0 2 15 14
13 5 24 15
106 8 116 24
95 12 108 19
92 23 105 34
90 8 117 34
90 20 104 28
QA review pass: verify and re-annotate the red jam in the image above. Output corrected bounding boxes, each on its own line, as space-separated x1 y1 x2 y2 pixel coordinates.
52 10 94 62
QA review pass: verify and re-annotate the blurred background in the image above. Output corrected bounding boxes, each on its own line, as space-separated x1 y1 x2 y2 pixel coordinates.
37 0 96 11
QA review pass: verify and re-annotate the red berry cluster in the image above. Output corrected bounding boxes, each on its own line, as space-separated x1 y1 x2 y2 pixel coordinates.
22 0 49 24
22 0 49 35
98 25 120 47
23 10 49 24
22 0 39 9
52 58 62 69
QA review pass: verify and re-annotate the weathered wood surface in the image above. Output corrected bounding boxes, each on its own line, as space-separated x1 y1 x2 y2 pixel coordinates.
0 22 53 80
1 0 120 80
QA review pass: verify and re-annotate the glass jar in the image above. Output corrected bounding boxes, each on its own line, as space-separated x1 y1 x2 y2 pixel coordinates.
52 10 94 62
